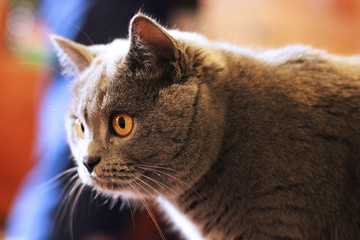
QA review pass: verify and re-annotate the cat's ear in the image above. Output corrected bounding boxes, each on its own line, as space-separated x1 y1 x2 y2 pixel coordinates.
127 13 183 74
50 35 95 76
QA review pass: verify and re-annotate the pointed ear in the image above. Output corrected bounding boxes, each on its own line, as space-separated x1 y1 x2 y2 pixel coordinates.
127 13 183 74
50 35 95 76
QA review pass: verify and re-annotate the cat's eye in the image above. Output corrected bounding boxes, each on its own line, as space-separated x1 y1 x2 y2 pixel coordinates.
75 118 85 139
112 113 133 136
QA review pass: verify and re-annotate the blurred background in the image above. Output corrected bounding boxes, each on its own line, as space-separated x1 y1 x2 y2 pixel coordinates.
0 0 360 239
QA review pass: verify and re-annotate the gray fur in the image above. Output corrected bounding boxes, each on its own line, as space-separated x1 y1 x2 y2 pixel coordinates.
53 13 360 240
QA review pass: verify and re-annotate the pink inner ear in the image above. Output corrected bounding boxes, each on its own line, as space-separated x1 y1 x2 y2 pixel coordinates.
130 16 180 68
133 18 171 47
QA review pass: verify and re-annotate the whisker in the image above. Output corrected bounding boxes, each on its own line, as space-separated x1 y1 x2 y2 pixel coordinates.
139 174 170 195
59 174 79 200
137 166 202 198
68 178 82 196
69 183 85 240
136 166 217 225
129 182 166 240
38 167 78 191
126 199 136 229
139 173 191 213
70 23 95 45
136 177 163 198
136 174 195 218
134 164 177 172
52 175 79 232
135 166 194 192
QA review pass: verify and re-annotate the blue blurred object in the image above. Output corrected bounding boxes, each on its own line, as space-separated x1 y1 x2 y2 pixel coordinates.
5 1 94 239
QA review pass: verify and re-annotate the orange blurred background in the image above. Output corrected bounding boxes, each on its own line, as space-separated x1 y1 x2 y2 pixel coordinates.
0 0 41 226
0 0 360 237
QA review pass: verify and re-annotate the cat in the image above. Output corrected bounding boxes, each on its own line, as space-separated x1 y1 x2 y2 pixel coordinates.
51 13 360 240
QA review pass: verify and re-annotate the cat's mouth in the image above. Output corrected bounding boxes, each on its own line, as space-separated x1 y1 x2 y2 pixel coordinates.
79 166 177 199
92 173 136 183
77 164 139 191
91 176 126 189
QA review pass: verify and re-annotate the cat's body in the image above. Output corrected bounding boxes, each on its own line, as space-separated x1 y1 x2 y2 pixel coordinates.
52 13 360 240
165 43 360 240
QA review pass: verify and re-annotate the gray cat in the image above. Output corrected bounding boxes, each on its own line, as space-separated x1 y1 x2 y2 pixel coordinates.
51 13 360 240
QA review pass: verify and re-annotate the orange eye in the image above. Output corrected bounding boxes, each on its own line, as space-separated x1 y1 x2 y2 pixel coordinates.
75 118 85 139
112 113 133 136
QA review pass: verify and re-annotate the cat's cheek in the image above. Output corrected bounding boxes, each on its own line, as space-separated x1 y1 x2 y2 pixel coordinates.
78 165 92 185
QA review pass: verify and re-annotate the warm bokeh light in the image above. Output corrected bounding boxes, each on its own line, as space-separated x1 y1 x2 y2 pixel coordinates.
195 0 360 54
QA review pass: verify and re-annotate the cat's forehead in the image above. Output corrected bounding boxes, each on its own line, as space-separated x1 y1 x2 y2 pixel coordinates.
91 39 130 79
74 39 129 86
72 38 155 118
71 40 131 114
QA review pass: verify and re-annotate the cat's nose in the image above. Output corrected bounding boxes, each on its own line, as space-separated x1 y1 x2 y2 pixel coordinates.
83 156 101 173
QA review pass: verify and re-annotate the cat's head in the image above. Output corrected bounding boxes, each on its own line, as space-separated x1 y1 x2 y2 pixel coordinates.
51 13 225 200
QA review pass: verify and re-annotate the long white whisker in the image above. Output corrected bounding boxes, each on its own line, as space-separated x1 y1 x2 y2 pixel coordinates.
61 179 81 233
69 182 85 240
52 175 79 232
129 182 166 240
70 23 95 45
139 174 170 195
136 178 163 198
139 173 191 213
58 174 79 200
68 178 82 196
39 167 78 191
137 166 201 198
126 199 136 229
134 164 177 172
136 166 217 225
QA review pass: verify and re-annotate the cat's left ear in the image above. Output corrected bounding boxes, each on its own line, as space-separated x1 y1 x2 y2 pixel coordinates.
50 35 96 76
127 13 183 74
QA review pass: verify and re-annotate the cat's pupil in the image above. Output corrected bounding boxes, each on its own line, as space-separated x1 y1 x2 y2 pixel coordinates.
118 117 125 129
81 123 85 132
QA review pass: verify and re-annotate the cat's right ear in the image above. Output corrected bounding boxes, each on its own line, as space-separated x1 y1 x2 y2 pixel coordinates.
127 13 183 76
50 35 95 76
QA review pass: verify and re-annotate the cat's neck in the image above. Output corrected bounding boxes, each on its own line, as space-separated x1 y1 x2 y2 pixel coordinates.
162 47 260 238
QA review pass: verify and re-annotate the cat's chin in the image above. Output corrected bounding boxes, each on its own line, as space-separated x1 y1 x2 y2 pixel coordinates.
91 182 139 199
79 175 139 199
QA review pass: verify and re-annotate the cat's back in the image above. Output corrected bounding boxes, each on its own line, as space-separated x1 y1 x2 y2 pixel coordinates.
211 43 360 239
226 44 360 170
257 45 360 135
